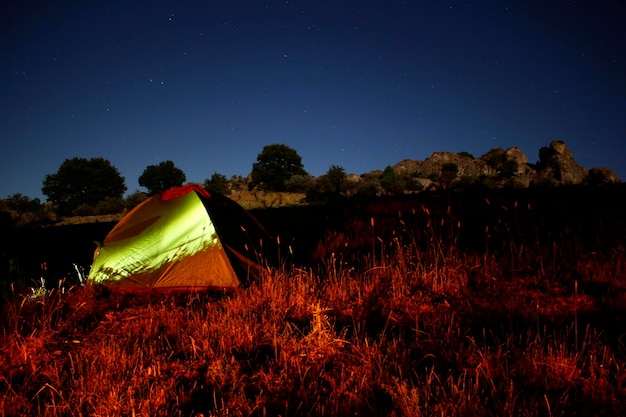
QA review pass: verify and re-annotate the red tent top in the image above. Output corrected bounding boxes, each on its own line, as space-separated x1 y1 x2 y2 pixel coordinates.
161 184 211 201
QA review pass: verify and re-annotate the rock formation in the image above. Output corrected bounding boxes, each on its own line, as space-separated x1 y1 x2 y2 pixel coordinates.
533 140 589 185
585 167 622 185
376 140 620 192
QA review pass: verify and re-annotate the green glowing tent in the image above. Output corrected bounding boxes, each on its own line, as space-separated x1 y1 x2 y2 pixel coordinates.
88 184 271 291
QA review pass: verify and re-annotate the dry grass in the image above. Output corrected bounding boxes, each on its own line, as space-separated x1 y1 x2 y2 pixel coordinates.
51 214 125 226
2 193 626 416
229 191 307 210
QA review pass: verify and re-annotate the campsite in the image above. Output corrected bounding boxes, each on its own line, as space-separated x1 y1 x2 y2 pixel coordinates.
1 184 626 416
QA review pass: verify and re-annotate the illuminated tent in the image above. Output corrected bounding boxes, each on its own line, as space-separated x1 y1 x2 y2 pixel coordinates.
88 184 271 291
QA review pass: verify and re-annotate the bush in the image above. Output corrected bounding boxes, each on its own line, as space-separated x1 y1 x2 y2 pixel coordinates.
72 203 95 216
125 191 149 209
0 194 54 226
381 166 406 195
285 175 314 193
306 166 349 202
94 196 125 215
204 173 231 195
229 175 249 192
354 176 382 198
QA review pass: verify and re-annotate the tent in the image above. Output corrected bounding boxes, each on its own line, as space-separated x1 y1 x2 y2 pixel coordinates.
88 184 272 291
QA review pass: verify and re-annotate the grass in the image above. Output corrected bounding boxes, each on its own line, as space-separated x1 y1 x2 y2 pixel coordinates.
1 188 625 416
229 191 307 210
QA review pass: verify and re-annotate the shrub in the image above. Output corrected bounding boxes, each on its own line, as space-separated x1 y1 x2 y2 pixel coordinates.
285 174 314 193
72 203 95 216
124 190 148 209
204 173 231 195
381 166 406 195
94 196 125 215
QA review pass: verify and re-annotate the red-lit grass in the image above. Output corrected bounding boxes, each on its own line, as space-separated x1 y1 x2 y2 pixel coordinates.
1 197 625 416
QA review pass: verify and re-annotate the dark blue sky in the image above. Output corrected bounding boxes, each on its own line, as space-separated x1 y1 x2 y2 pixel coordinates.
2 1 625 200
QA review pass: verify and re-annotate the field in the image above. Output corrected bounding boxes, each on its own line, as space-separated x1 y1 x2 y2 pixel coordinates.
1 185 625 416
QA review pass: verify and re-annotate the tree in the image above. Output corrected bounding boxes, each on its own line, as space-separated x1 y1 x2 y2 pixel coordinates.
324 165 348 194
380 166 406 195
204 173 231 195
306 165 347 202
42 157 127 215
139 160 186 195
250 144 308 191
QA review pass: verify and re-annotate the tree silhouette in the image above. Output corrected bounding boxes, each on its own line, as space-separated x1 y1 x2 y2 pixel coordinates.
306 165 347 202
381 166 406 195
139 160 186 195
250 144 308 191
42 157 126 215
204 173 231 195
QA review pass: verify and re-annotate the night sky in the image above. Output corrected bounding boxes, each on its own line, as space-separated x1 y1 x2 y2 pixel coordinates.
2 1 625 200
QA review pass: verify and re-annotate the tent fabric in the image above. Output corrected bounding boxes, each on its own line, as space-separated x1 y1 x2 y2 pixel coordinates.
88 184 271 291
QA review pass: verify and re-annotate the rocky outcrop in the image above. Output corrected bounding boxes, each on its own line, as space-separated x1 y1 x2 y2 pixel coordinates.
392 159 423 176
394 152 495 179
534 140 588 185
505 147 532 175
371 140 620 192
585 167 621 185
423 152 495 178
393 147 522 181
